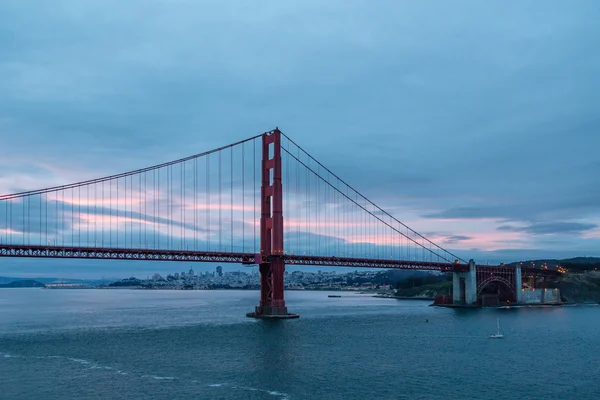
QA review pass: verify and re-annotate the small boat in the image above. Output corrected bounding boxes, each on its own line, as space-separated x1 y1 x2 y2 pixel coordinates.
489 317 504 339
328 295 342 298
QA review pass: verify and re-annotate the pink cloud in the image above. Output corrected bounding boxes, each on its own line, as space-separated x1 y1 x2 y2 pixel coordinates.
0 228 22 236
183 202 256 212
76 213 214 242
446 232 529 251
1 179 543 254
581 229 600 239
284 218 381 229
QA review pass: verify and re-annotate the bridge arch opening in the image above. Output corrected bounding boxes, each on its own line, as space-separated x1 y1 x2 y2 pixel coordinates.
477 277 517 306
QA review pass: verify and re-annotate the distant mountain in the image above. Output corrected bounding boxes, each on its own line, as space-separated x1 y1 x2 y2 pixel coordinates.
0 280 46 288
507 257 600 271
0 276 118 286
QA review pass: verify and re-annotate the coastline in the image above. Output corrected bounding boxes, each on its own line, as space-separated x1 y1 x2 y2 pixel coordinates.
6 286 600 305
372 294 434 300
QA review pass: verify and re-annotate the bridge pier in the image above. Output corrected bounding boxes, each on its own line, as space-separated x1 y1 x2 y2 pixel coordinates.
250 258 292 318
453 260 525 306
515 264 522 303
452 259 477 305
247 128 298 319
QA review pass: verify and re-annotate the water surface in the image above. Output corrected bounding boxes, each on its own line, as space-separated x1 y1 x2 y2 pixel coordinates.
0 289 598 399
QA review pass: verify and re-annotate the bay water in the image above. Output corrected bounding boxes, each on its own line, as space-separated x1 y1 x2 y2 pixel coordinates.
0 289 598 399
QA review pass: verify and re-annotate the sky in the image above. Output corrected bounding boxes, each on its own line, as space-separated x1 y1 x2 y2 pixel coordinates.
1 0 599 278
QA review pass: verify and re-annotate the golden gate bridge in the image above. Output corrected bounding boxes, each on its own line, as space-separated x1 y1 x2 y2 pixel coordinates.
0 129 558 317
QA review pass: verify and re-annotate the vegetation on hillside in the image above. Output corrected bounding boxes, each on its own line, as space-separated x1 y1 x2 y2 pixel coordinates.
508 257 600 272
391 273 452 298
393 281 452 298
557 271 600 303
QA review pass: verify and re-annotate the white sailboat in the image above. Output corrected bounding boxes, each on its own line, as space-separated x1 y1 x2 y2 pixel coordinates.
489 317 504 339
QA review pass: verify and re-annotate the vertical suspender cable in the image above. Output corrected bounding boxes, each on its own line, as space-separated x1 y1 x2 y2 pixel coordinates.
130 175 133 248
144 171 147 249
154 169 157 249
46 192 49 245
141 171 144 248
194 157 197 251
100 182 103 247
109 179 112 247
253 139 256 253
115 179 118 248
230 146 233 252
207 154 210 251
219 151 222 251
296 145 299 254
123 177 126 248
27 196 30 245
242 142 245 252
181 162 184 249
78 186 81 247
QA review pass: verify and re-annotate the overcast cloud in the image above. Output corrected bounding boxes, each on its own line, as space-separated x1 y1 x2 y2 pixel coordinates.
1 0 599 277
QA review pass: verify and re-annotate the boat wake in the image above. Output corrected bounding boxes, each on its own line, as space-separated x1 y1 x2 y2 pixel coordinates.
143 375 176 380
203 382 290 399
0 352 20 358
30 355 130 375
1 351 291 398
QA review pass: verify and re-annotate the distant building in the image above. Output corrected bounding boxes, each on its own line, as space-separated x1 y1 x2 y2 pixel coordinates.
216 266 223 277
188 268 195 278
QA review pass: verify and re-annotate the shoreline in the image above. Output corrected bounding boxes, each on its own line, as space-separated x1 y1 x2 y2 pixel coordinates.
7 287 600 305
41 286 385 293
372 294 434 300
433 302 567 309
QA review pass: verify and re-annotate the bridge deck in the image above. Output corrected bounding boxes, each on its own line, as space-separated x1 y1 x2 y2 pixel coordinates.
0 244 464 270
0 244 559 276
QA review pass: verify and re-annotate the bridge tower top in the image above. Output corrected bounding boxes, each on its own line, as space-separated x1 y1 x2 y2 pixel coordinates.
260 128 284 258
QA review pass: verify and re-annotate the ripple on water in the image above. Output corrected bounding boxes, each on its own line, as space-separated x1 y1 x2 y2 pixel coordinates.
207 383 291 399
2 351 291 399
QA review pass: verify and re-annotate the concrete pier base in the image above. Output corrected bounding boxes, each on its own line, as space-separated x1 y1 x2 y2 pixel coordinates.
246 306 299 319
246 312 300 319
453 259 478 305
520 288 561 304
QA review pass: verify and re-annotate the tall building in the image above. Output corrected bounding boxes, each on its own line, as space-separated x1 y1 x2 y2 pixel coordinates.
216 266 223 277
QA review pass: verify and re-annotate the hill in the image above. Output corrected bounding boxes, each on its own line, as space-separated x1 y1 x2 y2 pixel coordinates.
0 280 46 288
0 276 116 286
503 257 600 303
557 271 600 303
507 257 600 272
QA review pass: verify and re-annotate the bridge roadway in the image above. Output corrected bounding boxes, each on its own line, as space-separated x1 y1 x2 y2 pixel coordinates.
0 244 559 277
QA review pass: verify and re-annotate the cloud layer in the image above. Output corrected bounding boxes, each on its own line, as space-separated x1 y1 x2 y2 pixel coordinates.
1 0 599 276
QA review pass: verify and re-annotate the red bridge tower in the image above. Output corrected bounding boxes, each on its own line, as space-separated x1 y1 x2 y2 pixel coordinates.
247 129 299 319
